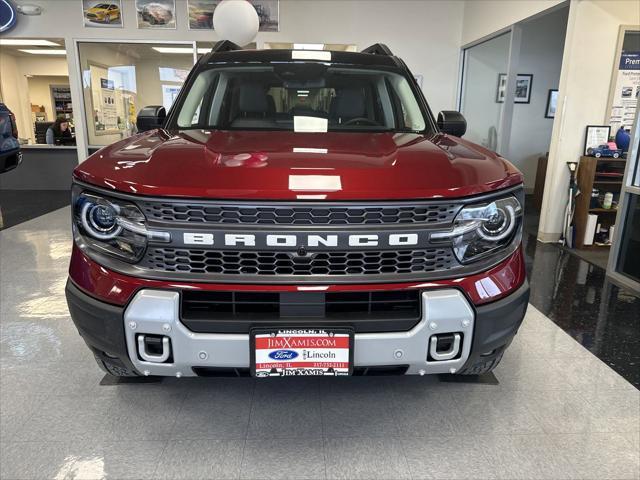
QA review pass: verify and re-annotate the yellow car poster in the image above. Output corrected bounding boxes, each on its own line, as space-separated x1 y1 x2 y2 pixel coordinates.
82 0 123 28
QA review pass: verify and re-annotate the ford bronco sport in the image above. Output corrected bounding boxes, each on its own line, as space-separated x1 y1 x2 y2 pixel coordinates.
66 42 529 378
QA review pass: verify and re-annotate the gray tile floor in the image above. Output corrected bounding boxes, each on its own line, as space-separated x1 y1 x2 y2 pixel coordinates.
1 207 638 480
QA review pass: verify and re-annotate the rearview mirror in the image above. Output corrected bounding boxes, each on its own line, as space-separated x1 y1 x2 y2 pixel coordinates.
437 110 467 137
136 106 166 132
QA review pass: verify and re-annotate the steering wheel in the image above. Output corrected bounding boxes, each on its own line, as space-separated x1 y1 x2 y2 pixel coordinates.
342 117 379 126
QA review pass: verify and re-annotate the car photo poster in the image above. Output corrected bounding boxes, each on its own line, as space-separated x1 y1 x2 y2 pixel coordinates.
187 0 278 31
610 51 640 132
82 1 123 28
136 0 176 29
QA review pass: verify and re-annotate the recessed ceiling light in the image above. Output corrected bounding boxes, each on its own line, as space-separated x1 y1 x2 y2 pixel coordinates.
293 43 324 51
19 49 67 55
0 39 60 46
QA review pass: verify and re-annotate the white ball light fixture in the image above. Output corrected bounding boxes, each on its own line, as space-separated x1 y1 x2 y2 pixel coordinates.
213 0 259 47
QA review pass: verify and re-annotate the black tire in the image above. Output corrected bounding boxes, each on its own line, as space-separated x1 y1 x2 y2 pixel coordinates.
457 350 504 375
93 353 138 377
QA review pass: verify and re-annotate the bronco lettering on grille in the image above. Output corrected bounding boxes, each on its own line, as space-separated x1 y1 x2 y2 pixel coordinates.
182 232 423 248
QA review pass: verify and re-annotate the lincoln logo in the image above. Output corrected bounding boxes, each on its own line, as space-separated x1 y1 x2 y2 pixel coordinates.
182 232 421 248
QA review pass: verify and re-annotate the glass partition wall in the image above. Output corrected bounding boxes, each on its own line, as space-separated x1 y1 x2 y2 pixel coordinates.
0 38 72 144
459 32 512 153
608 96 640 292
77 41 196 148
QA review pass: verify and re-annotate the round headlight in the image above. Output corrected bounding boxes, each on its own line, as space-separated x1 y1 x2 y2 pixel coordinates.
81 201 122 240
477 204 516 241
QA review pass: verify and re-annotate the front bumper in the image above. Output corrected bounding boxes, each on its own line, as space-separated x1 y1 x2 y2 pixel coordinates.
66 280 529 377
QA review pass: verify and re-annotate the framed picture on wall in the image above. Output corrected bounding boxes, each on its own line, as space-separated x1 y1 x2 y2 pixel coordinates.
252 0 279 32
545 89 559 118
187 0 215 29
584 125 611 156
187 0 278 31
135 0 176 29
82 0 123 28
496 73 533 103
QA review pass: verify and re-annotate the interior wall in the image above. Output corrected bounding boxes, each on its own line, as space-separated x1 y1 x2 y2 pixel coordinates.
27 75 70 123
461 0 566 46
539 0 640 241
506 7 569 192
0 52 32 141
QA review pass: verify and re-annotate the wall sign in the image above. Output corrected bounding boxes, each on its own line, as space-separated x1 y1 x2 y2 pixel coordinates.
609 51 640 132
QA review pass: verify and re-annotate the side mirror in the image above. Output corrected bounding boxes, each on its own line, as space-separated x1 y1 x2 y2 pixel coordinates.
437 110 467 137
136 106 166 132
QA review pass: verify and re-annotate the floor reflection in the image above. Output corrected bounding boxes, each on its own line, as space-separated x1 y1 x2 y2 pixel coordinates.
524 232 639 388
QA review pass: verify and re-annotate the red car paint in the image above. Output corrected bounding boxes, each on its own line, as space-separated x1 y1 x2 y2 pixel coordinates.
73 130 522 200
70 128 526 307
69 244 526 307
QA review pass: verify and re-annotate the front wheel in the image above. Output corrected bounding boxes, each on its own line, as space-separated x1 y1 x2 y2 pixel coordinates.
457 350 504 375
595 152 602 158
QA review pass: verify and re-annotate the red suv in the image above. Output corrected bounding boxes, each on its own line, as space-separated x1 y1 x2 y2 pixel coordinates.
66 43 528 378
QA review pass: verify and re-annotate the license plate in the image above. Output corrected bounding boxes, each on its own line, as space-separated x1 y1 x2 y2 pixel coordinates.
251 328 353 377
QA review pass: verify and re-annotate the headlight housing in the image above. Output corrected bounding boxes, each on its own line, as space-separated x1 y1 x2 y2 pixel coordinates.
72 187 163 263
432 195 523 264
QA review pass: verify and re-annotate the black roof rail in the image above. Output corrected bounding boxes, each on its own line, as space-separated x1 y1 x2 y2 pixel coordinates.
211 40 243 54
361 43 393 56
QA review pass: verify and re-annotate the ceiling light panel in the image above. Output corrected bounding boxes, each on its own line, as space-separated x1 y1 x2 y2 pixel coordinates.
19 49 67 55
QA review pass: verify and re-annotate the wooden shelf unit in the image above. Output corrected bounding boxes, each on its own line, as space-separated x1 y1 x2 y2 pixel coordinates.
573 156 625 249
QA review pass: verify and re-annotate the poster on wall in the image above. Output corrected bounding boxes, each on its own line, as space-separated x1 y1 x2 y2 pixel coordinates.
187 0 215 29
82 0 123 28
187 0 278 31
100 78 118 131
136 0 176 29
609 51 640 133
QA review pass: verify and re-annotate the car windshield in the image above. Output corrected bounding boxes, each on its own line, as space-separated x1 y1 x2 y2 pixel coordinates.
173 63 427 133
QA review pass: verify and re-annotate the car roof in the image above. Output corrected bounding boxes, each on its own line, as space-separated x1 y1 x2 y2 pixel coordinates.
201 49 403 69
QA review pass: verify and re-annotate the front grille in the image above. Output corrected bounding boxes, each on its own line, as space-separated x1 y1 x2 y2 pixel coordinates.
141 201 460 225
181 290 421 333
144 248 455 276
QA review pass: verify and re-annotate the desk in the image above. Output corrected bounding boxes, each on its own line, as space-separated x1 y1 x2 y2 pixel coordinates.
0 145 79 190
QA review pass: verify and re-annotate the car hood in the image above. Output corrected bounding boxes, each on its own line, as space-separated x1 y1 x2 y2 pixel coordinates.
74 129 522 200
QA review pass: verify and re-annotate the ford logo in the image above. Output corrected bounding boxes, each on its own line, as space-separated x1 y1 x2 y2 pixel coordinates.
269 350 298 360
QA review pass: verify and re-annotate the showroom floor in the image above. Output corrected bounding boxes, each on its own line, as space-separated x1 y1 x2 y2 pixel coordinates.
1 208 639 480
